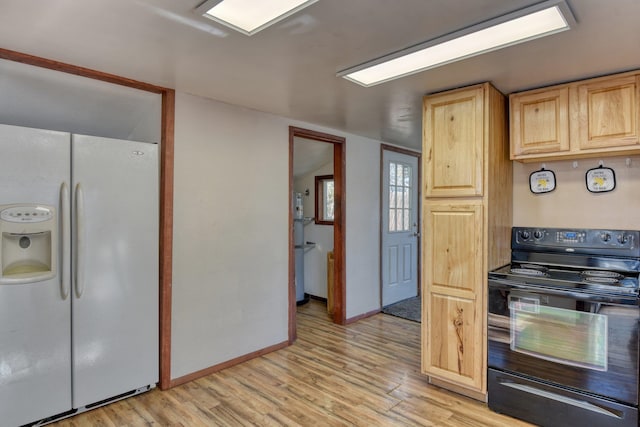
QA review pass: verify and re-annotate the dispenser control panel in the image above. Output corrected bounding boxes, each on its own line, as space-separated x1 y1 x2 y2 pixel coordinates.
0 206 53 223
0 203 57 285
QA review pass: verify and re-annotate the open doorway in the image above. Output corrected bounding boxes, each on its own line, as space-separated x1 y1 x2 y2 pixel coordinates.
288 126 345 343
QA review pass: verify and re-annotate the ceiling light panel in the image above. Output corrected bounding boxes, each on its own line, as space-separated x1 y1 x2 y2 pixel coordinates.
339 0 575 87
196 0 318 36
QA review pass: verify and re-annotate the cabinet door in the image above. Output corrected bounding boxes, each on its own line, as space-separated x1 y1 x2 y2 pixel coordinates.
426 293 480 389
510 88 569 157
424 86 484 197
422 200 484 391
577 75 640 150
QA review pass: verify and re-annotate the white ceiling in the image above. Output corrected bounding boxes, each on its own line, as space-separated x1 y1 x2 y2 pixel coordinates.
0 0 639 151
293 136 333 178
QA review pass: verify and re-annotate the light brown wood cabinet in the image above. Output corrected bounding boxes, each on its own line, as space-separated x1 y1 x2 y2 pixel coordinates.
511 70 640 162
423 201 483 391
510 87 569 156
421 83 512 400
423 86 484 197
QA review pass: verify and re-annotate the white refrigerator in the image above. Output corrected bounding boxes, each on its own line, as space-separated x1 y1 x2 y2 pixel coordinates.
0 123 159 426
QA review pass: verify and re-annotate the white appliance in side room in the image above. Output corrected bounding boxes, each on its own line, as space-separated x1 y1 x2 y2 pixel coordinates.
0 123 159 426
293 192 313 305
293 192 305 303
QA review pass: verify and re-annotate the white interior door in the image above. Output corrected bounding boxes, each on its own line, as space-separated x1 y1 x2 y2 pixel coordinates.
381 149 419 306
71 134 158 408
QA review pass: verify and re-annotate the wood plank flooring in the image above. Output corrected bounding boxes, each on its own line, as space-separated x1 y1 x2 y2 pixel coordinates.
49 300 531 426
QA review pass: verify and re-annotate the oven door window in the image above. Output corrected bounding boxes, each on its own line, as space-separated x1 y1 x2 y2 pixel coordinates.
509 295 608 371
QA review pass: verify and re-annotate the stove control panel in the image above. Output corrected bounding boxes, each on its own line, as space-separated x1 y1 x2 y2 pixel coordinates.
513 227 640 256
556 230 585 243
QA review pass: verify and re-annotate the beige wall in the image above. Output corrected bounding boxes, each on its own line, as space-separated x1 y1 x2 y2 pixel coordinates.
172 92 290 379
171 91 383 380
513 155 640 229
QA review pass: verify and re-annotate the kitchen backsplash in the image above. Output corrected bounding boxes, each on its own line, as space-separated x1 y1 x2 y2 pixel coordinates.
513 155 640 230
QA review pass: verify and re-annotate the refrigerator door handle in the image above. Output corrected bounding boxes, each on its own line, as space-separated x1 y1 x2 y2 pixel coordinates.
75 183 85 298
60 182 71 299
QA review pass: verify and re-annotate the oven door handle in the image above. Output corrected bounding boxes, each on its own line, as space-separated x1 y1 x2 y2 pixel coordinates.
499 381 622 419
489 278 638 305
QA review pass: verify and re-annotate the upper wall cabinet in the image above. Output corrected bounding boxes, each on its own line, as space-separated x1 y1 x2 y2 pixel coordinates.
576 74 639 150
423 86 484 197
510 71 640 162
510 87 569 157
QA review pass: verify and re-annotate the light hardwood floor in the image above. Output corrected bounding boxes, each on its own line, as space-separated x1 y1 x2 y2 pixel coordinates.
50 300 531 426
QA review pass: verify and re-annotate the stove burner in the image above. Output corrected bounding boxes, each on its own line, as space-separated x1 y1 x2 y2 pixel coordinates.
510 267 549 277
580 270 624 285
521 264 549 272
581 270 624 280
584 276 621 285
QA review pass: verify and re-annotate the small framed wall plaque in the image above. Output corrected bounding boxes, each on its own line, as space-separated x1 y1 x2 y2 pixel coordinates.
585 165 616 193
529 168 556 194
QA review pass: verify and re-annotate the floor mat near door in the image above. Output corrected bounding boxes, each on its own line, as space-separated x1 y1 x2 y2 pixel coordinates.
382 296 421 323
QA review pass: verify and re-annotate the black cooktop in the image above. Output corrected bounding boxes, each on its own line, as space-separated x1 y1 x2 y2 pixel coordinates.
490 262 639 297
489 227 640 302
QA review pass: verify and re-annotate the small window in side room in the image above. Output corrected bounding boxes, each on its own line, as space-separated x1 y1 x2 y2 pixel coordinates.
315 174 334 225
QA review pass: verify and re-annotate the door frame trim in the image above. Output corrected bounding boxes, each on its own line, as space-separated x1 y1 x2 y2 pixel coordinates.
0 48 175 390
289 126 346 342
379 144 422 307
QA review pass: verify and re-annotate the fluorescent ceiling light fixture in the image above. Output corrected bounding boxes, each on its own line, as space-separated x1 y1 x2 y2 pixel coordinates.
338 0 575 87
196 0 318 36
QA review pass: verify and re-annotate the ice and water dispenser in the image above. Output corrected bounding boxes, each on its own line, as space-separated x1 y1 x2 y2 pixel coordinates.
0 204 56 284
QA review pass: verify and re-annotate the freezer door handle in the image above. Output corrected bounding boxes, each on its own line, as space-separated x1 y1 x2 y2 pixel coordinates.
60 182 71 299
75 183 85 298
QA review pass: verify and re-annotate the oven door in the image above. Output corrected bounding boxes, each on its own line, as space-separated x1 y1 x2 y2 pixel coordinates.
488 278 640 406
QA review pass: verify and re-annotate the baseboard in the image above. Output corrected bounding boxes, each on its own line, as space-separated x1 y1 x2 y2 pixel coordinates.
428 376 487 402
306 293 327 303
345 308 381 324
169 340 289 388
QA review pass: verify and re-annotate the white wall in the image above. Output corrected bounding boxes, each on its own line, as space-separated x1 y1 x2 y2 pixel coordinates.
344 136 381 318
513 155 640 229
294 161 334 298
172 92 383 379
172 93 290 378
0 58 161 143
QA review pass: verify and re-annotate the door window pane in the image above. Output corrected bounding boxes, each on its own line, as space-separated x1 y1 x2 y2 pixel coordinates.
388 161 412 233
390 163 396 185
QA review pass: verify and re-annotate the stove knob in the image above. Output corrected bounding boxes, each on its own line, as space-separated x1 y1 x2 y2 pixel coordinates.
520 230 530 240
601 233 611 242
617 233 629 244
533 230 543 239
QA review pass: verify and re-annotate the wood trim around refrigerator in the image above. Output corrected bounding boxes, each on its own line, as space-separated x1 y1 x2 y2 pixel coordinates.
0 48 175 391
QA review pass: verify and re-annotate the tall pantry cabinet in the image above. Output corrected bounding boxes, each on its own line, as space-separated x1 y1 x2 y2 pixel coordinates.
421 83 512 400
